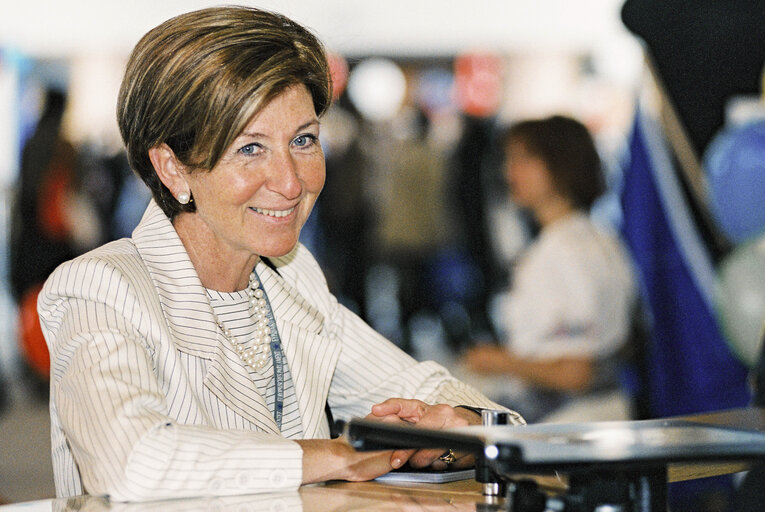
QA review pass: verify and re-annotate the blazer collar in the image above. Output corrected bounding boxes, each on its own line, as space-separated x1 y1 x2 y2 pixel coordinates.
131 201 277 431
131 200 339 436
131 200 218 358
257 256 340 436
131 201 327 351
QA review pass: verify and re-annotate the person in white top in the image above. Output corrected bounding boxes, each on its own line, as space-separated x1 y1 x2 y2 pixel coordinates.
37 6 522 502
461 115 636 423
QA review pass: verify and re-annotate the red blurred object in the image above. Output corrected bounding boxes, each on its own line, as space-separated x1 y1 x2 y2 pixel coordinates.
19 283 50 379
454 51 504 117
37 150 74 241
327 51 349 101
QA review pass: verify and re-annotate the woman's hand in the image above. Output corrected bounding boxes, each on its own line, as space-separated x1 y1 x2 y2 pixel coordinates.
297 436 394 484
369 398 480 470
297 400 484 485
463 345 595 392
462 344 518 374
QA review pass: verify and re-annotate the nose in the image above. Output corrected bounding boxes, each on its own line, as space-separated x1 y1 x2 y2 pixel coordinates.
268 151 302 200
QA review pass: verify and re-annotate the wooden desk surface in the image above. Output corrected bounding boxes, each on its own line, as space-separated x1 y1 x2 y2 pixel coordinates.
308 407 765 508
1 408 761 511
332 407 765 497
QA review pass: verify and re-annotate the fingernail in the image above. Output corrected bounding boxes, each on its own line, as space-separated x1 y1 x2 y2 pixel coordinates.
391 458 403 469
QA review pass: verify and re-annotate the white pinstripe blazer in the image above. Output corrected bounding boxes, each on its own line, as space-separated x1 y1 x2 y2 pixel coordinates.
39 200 516 502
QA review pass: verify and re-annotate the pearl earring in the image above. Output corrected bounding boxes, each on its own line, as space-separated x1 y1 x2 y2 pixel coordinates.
178 191 190 204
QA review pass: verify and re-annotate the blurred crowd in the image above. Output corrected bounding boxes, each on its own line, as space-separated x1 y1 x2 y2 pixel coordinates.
1 52 634 420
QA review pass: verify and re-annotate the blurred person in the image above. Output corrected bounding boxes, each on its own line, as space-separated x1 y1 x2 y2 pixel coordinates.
460 115 636 423
314 103 372 316
77 148 152 242
10 88 78 303
9 87 100 400
37 6 523 501
372 106 451 353
446 114 506 348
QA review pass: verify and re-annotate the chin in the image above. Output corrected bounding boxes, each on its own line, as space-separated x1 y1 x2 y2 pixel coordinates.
256 241 299 259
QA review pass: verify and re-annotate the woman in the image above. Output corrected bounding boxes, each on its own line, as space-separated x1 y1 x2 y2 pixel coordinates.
38 6 522 502
461 115 636 423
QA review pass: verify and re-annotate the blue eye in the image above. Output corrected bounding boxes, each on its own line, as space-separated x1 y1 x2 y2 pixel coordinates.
239 143 260 155
293 134 317 148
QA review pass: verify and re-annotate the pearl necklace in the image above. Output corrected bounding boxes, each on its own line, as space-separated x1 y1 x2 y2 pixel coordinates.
214 270 272 372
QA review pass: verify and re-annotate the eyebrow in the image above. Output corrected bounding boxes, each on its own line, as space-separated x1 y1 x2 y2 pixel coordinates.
239 119 320 139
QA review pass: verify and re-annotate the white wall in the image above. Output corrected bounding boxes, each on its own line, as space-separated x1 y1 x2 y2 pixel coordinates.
1 0 637 58
1 0 643 149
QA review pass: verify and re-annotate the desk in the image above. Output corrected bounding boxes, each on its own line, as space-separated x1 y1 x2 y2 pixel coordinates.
1 408 762 512
0 482 494 512
667 406 765 482
339 406 765 510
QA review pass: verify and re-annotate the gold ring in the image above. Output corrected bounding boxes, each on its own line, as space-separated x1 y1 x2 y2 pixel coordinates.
438 448 456 465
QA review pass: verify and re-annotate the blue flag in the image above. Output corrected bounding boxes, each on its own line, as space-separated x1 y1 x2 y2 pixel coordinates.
620 107 750 418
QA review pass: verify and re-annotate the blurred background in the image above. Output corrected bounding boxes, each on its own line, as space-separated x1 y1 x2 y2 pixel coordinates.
1 1 764 510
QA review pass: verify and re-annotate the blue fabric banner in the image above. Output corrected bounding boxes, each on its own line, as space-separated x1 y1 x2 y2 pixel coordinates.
619 107 750 418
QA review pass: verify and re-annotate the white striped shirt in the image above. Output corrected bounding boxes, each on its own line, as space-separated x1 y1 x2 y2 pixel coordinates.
38 200 520 502
206 287 303 438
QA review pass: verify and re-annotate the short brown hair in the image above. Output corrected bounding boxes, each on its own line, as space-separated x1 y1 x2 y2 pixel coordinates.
503 115 605 210
117 6 332 218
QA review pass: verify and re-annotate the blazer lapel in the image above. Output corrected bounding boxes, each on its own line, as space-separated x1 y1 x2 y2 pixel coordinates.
132 201 278 434
257 258 341 438
204 337 280 434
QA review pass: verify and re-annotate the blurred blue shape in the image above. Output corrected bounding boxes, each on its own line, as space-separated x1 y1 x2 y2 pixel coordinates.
424 247 482 307
705 119 765 244
415 68 454 113
620 106 750 418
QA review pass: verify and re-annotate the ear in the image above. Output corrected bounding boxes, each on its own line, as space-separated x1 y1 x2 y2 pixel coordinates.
148 143 189 199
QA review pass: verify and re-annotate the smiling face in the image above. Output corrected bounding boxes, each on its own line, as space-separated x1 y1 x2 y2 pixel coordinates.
167 85 325 282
